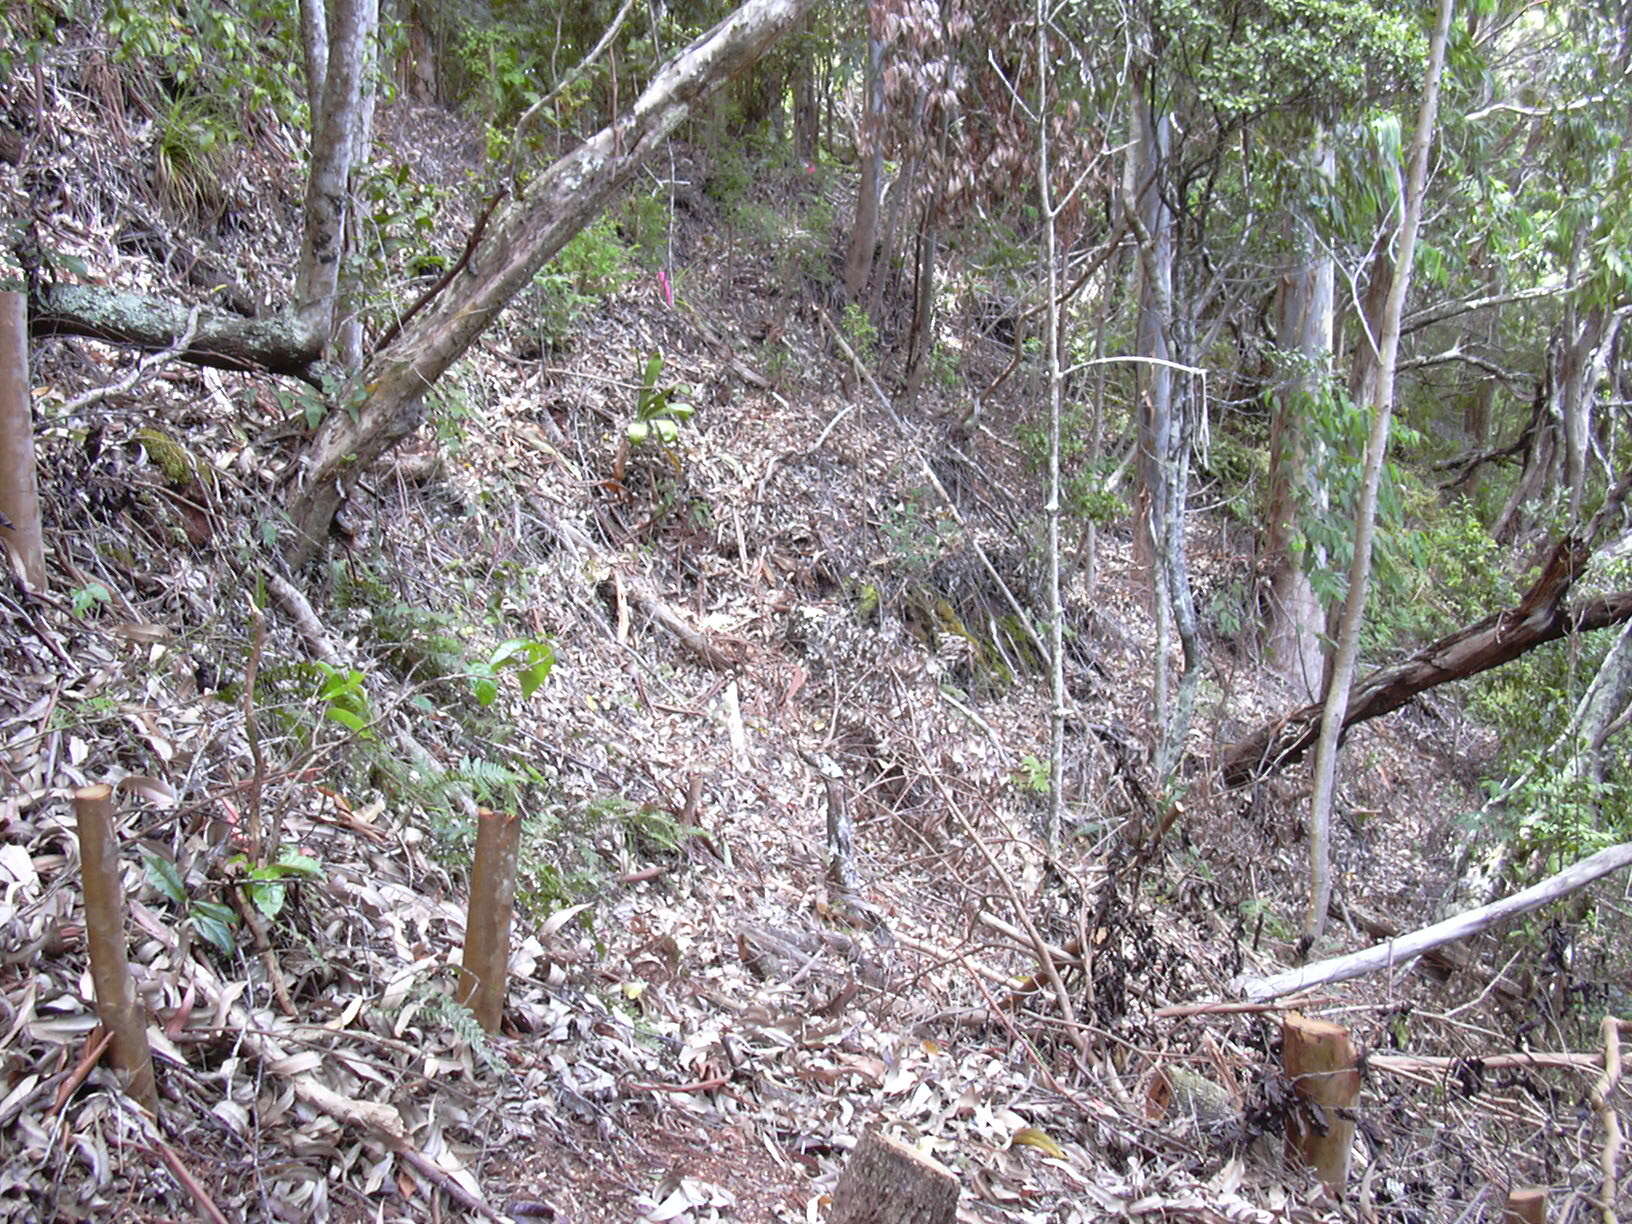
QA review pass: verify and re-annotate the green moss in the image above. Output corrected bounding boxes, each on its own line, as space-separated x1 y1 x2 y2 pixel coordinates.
136 426 203 489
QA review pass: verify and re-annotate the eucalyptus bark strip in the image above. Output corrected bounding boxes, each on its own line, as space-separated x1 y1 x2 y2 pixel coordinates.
74 784 158 1113
458 808 523 1033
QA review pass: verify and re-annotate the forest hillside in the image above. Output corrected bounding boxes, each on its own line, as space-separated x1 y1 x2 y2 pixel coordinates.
2 2 1632 1222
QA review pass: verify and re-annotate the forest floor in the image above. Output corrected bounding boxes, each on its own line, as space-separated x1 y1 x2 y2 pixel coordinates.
2 74 1630 1224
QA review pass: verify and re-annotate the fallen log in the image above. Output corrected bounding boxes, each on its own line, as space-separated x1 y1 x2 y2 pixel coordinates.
1220 536 1632 787
1233 840 1632 1000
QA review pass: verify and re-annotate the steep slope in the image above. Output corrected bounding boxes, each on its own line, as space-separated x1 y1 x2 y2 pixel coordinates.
3 62 1629 1224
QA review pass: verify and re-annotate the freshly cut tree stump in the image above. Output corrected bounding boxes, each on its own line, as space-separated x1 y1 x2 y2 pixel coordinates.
1502 1187 1547 1223
830 1129 958 1224
1282 1012 1359 1197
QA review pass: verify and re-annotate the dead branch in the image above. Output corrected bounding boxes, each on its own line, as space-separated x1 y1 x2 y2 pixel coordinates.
1232 840 1632 999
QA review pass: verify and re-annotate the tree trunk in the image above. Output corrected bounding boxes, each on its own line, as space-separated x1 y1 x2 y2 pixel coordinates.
334 0 381 370
285 0 817 564
1221 535 1613 788
1262 131 1334 702
1038 24 1065 849
1234 838 1632 1000
1559 301 1607 524
1556 617 1632 788
0 290 44 590
1303 0 1454 944
293 0 374 348
830 1130 958 1224
791 16 819 164
843 6 886 304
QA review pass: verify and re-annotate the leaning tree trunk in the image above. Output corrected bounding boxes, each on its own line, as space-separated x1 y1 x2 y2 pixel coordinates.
1221 536 1618 788
285 0 817 563
1303 0 1454 944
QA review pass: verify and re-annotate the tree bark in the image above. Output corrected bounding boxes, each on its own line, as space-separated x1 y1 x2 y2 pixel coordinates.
843 5 886 304
0 290 45 589
1220 535 1619 788
293 0 373 347
1304 0 1454 942
28 283 321 379
285 0 816 563
1263 131 1334 702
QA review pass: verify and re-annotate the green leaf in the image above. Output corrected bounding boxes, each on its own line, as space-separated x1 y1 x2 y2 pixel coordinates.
626 421 651 443
472 676 498 707
247 879 286 919
273 849 323 878
143 852 187 907
519 660 552 698
190 903 238 955
325 706 368 733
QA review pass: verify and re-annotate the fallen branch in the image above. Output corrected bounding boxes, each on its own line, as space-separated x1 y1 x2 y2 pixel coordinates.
1233 840 1632 999
1220 536 1632 786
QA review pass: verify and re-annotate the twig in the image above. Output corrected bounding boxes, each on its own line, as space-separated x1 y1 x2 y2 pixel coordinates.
917 764 1083 1055
623 1076 729 1094
52 1026 115 1114
230 884 298 1019
373 189 506 354
505 0 638 190
58 306 201 415
151 1138 232 1224
242 596 268 858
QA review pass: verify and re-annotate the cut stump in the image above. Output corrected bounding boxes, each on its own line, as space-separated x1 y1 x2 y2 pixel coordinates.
829 1129 957 1224
1503 1187 1547 1223
1283 1012 1359 1198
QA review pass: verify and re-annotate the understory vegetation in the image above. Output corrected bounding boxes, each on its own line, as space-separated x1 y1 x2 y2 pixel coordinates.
2 0 1632 1220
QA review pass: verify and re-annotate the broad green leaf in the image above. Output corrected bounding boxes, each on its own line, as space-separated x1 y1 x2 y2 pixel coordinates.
247 879 286 919
325 707 367 733
143 852 187 907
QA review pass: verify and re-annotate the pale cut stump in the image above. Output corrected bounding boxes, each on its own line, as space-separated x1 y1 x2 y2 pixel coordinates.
829 1129 957 1224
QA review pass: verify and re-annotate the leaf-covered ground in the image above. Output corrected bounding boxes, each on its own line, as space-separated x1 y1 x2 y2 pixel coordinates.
2 58 1629 1224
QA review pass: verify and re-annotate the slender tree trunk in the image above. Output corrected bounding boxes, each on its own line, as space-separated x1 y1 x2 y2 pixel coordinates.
1130 67 1181 780
0 291 44 590
902 210 938 404
1304 0 1455 945
1263 130 1335 701
843 5 886 304
792 15 818 163
286 0 817 563
1038 20 1065 849
293 0 373 349
334 0 380 371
